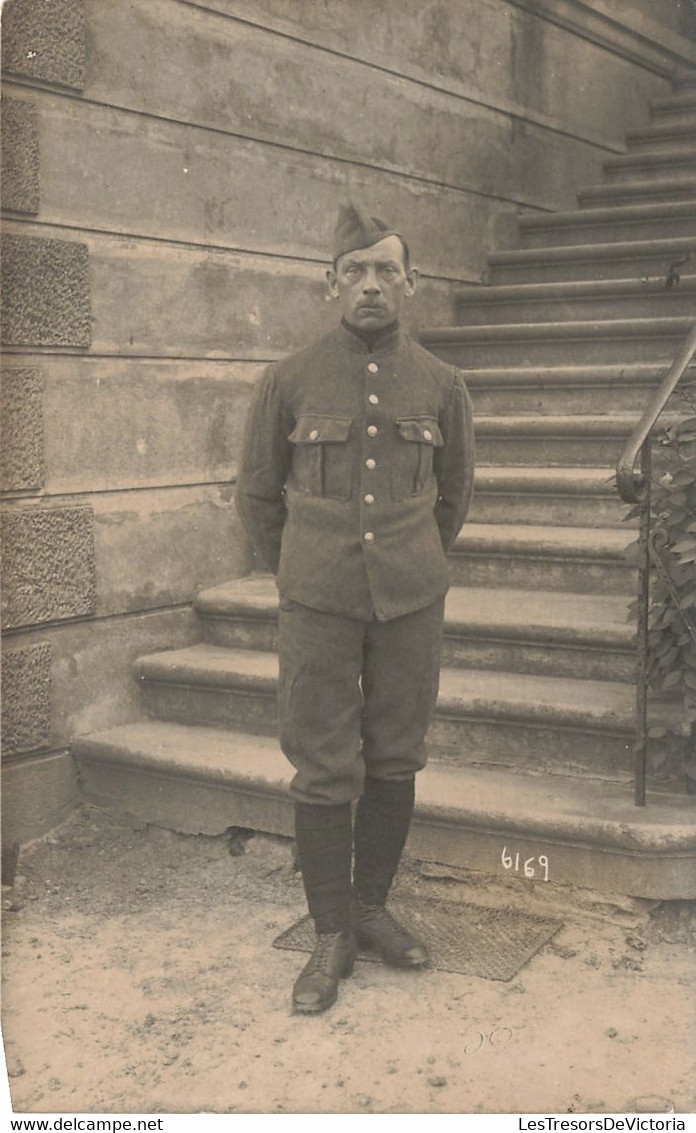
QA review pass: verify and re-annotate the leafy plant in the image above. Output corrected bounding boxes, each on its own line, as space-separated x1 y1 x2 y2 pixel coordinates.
643 400 696 790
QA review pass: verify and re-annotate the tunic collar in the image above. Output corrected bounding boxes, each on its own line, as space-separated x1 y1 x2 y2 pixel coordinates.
337 317 401 356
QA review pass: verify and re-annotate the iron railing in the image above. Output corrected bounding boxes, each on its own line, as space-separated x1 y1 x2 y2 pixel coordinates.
616 319 696 806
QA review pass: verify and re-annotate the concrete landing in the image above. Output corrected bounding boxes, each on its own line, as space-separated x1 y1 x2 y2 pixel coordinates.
73 720 696 900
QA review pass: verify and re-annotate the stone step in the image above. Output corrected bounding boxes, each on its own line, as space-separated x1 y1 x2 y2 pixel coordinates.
196 574 635 681
672 71 696 91
442 585 634 681
602 147 696 183
455 276 696 324
472 413 637 466
625 121 696 153
486 236 696 283
422 317 690 368
578 177 696 208
470 466 631 529
515 201 696 248
650 91 696 124
133 642 640 777
72 720 696 898
450 522 634 594
461 363 696 415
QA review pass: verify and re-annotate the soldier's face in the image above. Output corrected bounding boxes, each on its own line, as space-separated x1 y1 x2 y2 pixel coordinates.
327 235 418 330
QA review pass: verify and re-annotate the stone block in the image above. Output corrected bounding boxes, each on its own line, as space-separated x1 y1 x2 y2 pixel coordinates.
1 641 52 757
89 0 669 182
1 505 96 629
91 485 249 616
1 0 85 90
3 607 198 764
29 93 522 283
43 605 199 742
0 97 40 214
86 0 606 212
204 0 690 92
1 233 91 347
85 237 450 357
1 751 79 844
0 368 44 491
38 357 256 494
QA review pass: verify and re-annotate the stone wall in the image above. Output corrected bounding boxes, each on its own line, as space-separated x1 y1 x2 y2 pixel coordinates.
2 0 695 841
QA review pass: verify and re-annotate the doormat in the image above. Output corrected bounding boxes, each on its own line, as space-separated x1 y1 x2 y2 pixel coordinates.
273 897 563 982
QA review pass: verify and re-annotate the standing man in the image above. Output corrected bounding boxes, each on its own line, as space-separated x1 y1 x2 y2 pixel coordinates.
236 203 474 1013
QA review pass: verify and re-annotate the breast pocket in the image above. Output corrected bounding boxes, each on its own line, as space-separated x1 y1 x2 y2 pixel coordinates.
288 415 353 500
392 417 443 500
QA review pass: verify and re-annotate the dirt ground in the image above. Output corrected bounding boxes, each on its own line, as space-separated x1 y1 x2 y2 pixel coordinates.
2 803 695 1116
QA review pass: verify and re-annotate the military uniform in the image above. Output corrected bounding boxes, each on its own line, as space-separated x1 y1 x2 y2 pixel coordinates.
235 203 475 1013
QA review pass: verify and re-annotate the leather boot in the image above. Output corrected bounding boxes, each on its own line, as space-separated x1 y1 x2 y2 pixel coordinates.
352 776 428 966
354 903 429 968
292 930 357 1013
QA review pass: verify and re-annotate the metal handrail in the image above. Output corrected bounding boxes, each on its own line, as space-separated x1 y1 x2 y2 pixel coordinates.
615 317 696 806
617 318 696 505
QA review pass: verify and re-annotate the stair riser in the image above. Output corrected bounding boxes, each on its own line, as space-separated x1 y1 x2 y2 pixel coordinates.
603 157 696 183
626 133 696 154
203 617 278 653
449 551 633 594
441 634 636 682
579 184 696 208
651 109 696 127
140 681 634 779
467 381 683 415
431 336 680 368
518 216 696 248
142 683 278 736
489 252 696 283
431 718 632 779
457 291 696 324
469 491 631 528
201 613 634 681
475 434 630 466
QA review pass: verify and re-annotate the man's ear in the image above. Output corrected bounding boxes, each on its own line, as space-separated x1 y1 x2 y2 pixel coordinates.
404 266 419 299
326 267 339 299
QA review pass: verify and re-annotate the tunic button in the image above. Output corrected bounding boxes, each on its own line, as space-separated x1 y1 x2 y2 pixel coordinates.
423 428 433 442
364 493 375 505
368 394 379 405
365 458 376 470
367 425 378 437
364 531 375 543
367 362 379 374
308 428 319 441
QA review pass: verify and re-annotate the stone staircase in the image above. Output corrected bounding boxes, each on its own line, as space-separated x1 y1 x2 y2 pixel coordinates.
74 76 696 900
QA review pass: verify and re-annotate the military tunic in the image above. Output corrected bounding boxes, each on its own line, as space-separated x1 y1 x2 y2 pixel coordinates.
235 321 475 621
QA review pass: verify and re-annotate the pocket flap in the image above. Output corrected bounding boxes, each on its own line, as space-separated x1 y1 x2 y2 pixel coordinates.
396 418 443 446
289 415 352 444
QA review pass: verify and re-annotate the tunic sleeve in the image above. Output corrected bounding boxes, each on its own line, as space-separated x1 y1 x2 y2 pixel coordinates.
235 365 293 574
433 371 475 552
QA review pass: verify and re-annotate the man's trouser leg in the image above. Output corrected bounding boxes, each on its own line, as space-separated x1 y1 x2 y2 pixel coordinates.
278 599 366 935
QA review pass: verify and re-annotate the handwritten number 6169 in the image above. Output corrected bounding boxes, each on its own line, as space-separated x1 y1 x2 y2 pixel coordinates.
501 846 549 881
